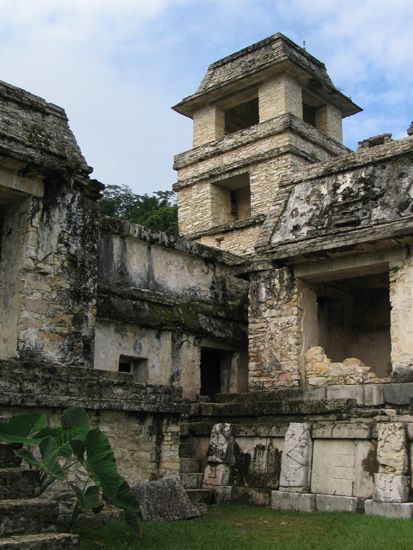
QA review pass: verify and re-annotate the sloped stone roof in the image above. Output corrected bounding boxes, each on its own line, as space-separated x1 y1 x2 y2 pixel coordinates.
0 79 90 176
255 136 413 261
173 33 361 118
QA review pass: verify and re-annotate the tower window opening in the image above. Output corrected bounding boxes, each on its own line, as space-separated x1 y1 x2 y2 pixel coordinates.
303 102 317 127
211 172 251 226
224 97 259 135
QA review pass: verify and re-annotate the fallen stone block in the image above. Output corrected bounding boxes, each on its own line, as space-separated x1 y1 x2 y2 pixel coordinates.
365 499 413 519
316 494 363 513
271 491 316 513
134 477 204 521
373 473 409 503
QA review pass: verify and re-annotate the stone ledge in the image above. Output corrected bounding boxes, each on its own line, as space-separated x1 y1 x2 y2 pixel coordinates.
364 499 413 519
315 494 363 513
271 491 316 512
173 113 347 171
0 360 188 414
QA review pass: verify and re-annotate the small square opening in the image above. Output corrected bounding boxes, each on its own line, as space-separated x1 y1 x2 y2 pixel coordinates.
224 98 259 135
211 172 251 225
118 355 149 383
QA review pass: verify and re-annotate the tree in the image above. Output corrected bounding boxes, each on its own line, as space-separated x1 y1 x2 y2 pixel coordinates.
99 185 178 236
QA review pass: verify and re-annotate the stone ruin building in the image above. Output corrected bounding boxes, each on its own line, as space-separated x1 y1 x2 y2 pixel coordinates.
1 31 413 545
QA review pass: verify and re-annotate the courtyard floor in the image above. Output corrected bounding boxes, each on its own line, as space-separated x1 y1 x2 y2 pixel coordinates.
77 504 413 549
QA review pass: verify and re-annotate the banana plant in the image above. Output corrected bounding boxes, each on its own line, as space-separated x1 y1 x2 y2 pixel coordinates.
0 407 139 529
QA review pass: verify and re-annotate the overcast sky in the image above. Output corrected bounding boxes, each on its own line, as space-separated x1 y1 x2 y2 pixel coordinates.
0 0 412 195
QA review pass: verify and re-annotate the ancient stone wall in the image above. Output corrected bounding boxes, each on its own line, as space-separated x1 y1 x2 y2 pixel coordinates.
96 219 248 398
0 359 185 487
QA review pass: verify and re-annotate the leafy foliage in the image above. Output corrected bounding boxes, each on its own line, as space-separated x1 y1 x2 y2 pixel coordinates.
0 408 139 530
99 184 178 236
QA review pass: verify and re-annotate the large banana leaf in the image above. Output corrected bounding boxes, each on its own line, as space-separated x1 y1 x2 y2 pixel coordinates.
15 437 65 480
36 407 90 457
0 413 47 444
82 428 138 513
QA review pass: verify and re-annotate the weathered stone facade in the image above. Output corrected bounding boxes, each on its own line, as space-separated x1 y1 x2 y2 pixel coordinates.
3 32 413 523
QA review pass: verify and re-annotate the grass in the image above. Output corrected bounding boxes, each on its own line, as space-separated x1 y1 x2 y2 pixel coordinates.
77 504 413 550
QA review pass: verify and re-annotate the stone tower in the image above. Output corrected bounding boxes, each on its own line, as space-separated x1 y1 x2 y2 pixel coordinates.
173 33 361 255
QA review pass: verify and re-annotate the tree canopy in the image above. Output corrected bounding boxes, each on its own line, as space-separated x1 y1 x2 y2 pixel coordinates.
99 184 178 236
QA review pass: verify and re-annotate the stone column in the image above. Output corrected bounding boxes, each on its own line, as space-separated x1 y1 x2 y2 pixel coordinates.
203 423 234 503
258 74 303 122
314 104 343 143
192 105 225 147
373 422 409 503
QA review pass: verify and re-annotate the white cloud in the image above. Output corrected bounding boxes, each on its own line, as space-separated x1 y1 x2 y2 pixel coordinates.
0 0 412 191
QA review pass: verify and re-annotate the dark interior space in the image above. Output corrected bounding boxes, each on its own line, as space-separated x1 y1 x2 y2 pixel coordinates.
315 272 391 377
200 347 233 399
224 98 259 134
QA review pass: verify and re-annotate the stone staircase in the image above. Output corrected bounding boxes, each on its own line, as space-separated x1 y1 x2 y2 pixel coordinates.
179 430 212 505
0 443 79 549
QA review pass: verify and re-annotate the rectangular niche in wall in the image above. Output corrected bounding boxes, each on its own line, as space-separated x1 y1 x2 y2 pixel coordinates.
200 347 234 399
118 355 149 383
210 172 251 226
308 270 391 377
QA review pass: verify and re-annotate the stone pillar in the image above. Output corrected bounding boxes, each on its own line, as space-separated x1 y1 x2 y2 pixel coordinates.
390 253 413 381
203 423 234 503
373 423 409 503
314 104 343 143
258 74 303 122
279 423 312 492
192 105 225 147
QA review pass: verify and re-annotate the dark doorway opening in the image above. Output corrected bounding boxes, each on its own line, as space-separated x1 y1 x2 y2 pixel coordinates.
200 347 232 399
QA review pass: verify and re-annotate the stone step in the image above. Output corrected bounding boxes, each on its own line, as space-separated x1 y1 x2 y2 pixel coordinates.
0 499 58 536
0 469 40 500
0 532 79 549
180 473 204 490
0 447 20 470
179 458 203 473
185 489 213 505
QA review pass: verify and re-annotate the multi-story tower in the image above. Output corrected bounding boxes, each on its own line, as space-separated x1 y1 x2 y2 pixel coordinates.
173 33 361 255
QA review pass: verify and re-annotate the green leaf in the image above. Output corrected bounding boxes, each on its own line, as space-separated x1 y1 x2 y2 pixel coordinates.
0 413 47 444
15 448 40 468
108 480 139 514
36 437 65 480
61 408 89 432
83 428 138 514
70 439 86 463
82 485 101 510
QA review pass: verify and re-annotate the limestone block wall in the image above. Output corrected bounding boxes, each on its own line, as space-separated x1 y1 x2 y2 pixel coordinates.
0 360 185 492
197 410 413 511
174 114 348 254
248 268 302 390
0 168 100 367
96 220 248 399
95 321 201 398
193 105 225 147
259 74 303 122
